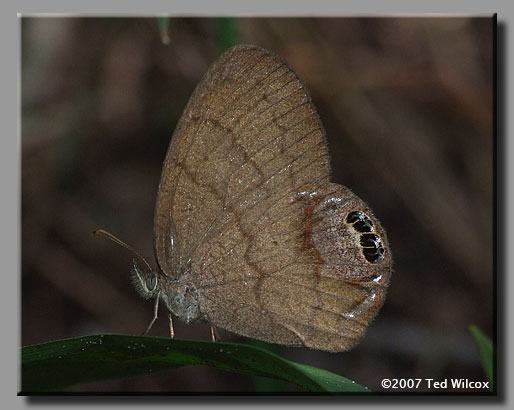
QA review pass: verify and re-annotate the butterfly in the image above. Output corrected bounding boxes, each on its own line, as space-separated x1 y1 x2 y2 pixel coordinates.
95 44 392 352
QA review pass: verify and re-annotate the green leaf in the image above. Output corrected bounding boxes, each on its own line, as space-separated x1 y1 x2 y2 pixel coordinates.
20 334 369 393
157 17 171 45
250 340 288 392
216 17 239 54
469 325 494 388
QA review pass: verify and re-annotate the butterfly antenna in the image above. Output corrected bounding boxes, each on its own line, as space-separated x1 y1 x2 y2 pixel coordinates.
93 229 153 273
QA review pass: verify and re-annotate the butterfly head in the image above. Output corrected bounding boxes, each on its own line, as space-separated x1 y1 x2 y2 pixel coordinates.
131 258 160 299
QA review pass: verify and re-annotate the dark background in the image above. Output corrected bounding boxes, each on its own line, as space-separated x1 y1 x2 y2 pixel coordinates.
21 17 493 392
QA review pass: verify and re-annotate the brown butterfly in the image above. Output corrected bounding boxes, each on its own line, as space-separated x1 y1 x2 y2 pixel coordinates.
95 44 392 353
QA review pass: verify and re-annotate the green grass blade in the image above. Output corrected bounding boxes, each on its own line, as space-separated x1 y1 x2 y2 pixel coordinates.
20 334 369 393
216 17 239 54
469 325 494 388
251 340 288 392
157 17 171 45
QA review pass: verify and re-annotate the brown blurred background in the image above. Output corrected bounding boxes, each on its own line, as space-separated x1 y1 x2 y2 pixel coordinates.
21 17 493 392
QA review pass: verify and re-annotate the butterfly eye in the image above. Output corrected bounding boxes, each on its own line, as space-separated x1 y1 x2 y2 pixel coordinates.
130 258 157 298
146 276 158 292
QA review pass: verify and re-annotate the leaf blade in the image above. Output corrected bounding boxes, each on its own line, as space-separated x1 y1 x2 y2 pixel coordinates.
469 325 494 388
20 334 368 393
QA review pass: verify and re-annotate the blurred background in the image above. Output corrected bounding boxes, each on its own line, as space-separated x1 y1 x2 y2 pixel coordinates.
21 16 493 392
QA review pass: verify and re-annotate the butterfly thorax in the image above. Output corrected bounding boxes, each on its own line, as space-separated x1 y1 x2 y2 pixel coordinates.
159 277 203 324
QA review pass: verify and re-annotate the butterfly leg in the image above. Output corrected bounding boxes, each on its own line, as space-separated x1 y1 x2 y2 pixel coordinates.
168 313 175 339
142 293 160 336
210 325 221 342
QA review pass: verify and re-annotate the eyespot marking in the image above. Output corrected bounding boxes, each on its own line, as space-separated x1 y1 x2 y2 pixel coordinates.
347 211 385 264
